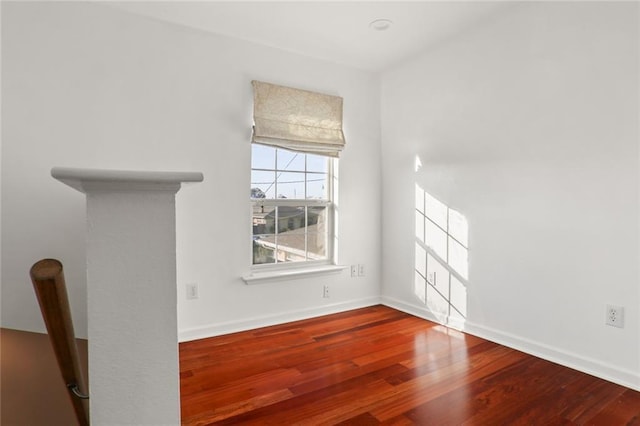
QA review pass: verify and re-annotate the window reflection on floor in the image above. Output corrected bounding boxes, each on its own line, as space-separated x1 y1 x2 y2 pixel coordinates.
414 183 469 326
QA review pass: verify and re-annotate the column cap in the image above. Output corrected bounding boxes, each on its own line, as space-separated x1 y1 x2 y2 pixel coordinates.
51 167 203 193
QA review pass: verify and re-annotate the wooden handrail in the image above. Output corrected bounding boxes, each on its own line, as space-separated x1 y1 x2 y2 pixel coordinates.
30 259 89 426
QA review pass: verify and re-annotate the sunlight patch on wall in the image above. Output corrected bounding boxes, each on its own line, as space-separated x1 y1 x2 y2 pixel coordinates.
414 243 427 303
414 183 469 327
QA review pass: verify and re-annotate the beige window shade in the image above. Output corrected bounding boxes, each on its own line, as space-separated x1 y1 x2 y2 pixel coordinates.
251 80 345 158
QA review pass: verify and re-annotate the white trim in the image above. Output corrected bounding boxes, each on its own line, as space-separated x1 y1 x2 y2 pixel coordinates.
381 295 441 323
381 296 640 392
242 264 347 284
178 296 381 342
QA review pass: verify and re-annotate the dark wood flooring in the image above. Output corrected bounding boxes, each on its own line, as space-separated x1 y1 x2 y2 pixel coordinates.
179 305 640 425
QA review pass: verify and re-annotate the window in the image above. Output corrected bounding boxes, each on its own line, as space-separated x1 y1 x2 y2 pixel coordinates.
251 144 333 267
249 80 344 273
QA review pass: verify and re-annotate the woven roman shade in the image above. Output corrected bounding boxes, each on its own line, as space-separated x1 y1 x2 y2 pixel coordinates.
251 80 345 158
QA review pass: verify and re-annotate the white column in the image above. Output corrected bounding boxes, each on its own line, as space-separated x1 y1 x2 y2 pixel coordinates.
52 167 203 425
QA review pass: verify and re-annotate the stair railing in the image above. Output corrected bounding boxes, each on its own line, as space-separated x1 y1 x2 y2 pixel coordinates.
30 258 89 426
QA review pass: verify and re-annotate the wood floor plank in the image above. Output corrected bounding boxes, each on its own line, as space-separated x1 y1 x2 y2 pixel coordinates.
181 367 301 415
179 305 640 425
368 346 530 422
587 390 640 425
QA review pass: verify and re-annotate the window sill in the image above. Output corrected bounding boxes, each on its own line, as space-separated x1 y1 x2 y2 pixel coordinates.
242 264 347 285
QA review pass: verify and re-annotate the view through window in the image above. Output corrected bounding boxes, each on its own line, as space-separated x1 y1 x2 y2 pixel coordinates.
251 145 332 266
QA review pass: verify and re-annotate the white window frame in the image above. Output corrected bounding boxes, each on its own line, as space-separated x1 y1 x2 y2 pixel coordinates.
249 148 336 273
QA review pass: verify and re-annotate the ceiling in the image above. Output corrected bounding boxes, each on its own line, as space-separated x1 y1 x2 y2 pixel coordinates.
106 1 512 72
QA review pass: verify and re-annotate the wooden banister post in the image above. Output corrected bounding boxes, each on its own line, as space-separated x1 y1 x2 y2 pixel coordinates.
30 258 89 426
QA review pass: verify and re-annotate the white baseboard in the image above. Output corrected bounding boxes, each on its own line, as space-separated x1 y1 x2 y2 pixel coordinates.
178 296 382 342
381 296 640 392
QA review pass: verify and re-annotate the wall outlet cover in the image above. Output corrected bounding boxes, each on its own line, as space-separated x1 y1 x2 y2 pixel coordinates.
350 265 357 277
186 283 199 300
605 304 624 328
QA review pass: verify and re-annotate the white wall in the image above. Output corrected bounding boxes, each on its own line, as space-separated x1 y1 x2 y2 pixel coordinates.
381 2 639 389
1 2 381 340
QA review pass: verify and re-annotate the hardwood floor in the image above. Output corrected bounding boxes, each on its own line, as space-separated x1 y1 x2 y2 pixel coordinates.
179 305 640 425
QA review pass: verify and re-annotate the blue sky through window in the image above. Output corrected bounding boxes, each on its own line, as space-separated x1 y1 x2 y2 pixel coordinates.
251 145 328 200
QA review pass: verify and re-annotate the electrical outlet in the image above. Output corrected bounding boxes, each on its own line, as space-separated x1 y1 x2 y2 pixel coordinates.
350 265 357 277
323 285 330 298
186 283 199 300
358 264 365 277
605 304 624 328
427 272 436 284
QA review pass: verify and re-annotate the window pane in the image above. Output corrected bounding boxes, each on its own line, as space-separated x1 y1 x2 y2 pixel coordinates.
276 172 305 199
276 206 305 234
252 205 276 235
425 219 447 261
307 205 327 229
252 144 275 170
307 154 328 173
448 237 468 280
448 208 468 247
251 170 276 199
276 234 307 263
307 232 327 260
306 173 328 199
425 192 448 230
277 149 305 171
253 235 275 265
